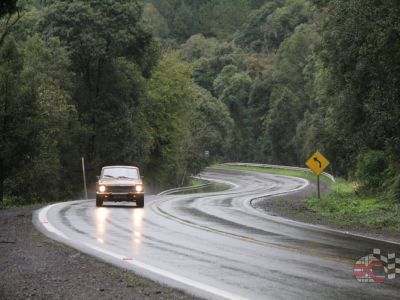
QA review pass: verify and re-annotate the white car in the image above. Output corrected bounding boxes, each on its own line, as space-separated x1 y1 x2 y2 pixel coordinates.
96 166 144 207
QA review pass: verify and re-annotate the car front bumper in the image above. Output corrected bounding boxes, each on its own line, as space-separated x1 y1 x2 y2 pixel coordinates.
96 192 144 201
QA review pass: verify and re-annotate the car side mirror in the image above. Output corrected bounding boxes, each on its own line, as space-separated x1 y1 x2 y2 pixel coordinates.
141 176 144 179
96 176 100 181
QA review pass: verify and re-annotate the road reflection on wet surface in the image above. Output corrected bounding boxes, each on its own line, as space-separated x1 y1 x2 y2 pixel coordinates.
38 168 400 300
95 207 108 243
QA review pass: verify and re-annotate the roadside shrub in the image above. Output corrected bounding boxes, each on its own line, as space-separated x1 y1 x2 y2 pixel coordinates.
355 150 387 192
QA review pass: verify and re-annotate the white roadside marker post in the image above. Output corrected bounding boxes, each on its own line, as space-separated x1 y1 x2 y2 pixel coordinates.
82 157 88 199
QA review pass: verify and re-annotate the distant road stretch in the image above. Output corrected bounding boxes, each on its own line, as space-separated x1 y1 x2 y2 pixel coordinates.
34 167 400 300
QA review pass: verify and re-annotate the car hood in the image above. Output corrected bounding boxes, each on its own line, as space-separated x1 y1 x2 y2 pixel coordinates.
99 179 142 186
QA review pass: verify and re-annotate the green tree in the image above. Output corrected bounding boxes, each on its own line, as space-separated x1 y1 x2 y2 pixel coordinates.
213 65 240 97
355 150 387 192
147 0 260 41
316 0 400 177
258 23 321 165
193 42 245 94
185 85 233 171
0 37 38 203
0 35 81 203
245 76 274 161
0 0 26 47
38 0 159 172
145 52 234 188
205 0 252 39
142 3 170 38
234 0 285 52
145 52 193 188
214 67 253 160
264 86 300 164
234 0 310 52
0 0 18 17
12 36 80 201
180 34 218 61
171 1 193 40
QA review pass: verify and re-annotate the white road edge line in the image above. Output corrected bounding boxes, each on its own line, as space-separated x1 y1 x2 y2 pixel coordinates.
38 203 251 300
86 243 251 300
38 203 70 240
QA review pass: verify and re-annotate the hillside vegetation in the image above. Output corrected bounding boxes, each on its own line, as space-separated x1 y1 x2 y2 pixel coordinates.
1 0 399 206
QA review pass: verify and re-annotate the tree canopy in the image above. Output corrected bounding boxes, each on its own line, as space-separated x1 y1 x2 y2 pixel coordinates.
1 0 399 204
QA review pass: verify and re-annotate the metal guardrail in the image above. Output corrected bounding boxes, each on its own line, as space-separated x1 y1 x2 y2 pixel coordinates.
224 162 336 182
157 179 212 195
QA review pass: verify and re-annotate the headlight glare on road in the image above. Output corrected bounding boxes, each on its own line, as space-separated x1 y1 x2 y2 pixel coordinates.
135 185 143 192
99 185 106 192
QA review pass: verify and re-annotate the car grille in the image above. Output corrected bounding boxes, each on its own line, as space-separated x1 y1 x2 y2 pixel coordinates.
107 186 132 193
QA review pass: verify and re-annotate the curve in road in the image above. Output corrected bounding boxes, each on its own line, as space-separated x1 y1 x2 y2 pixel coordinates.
34 168 400 300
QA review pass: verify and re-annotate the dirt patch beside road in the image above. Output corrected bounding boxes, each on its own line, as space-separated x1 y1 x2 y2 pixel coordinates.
251 180 400 244
0 205 195 300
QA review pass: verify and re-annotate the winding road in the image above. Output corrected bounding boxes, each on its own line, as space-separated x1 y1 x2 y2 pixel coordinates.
34 168 400 299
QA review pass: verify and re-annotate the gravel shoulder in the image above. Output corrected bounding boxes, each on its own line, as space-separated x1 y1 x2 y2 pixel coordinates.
251 179 400 244
0 205 196 300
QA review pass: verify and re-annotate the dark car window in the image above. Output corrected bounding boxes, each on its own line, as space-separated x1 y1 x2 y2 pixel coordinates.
102 168 139 179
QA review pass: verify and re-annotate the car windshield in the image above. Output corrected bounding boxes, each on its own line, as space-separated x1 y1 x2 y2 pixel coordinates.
102 167 139 179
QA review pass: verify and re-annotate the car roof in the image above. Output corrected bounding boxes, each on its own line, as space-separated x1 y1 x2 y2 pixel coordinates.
102 165 138 169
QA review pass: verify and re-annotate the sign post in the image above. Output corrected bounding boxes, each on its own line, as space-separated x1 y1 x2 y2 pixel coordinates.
306 150 330 199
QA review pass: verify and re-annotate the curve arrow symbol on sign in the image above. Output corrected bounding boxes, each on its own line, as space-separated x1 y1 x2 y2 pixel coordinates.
313 157 322 168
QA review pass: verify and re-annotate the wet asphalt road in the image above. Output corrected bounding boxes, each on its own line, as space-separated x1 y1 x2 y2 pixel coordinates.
34 168 400 299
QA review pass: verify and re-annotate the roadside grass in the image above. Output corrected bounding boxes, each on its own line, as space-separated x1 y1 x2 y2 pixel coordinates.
213 163 400 232
191 177 231 193
175 178 230 194
191 177 231 192
190 178 205 187
307 183 400 232
0 195 71 210
0 197 54 209
201 182 231 193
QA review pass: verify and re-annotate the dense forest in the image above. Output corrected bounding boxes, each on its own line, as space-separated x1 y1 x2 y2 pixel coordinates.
1 0 399 204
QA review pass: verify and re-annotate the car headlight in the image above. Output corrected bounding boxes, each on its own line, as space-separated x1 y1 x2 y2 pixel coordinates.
99 185 106 192
135 185 143 192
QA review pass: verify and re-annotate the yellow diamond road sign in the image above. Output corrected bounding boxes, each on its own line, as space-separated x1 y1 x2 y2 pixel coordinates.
306 150 330 176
